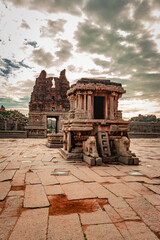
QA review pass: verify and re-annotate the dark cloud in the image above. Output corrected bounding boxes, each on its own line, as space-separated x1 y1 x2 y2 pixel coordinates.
0 79 35 102
40 19 66 38
0 58 19 76
20 20 30 29
75 17 160 77
6 0 84 15
55 40 73 62
32 48 54 67
18 60 30 68
112 73 160 101
75 23 104 53
84 0 130 26
84 0 159 28
67 65 83 73
93 58 110 68
134 1 151 21
0 58 30 77
24 40 38 48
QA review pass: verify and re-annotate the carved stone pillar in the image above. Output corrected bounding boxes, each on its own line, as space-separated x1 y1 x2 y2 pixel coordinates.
80 94 83 110
114 94 118 119
105 96 109 119
69 95 76 110
84 93 87 111
88 92 92 119
110 93 115 120
78 94 81 110
63 132 67 150
67 131 72 152
115 95 118 111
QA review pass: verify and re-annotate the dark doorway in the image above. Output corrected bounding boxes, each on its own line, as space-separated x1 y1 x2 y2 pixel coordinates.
94 96 105 119
47 117 57 133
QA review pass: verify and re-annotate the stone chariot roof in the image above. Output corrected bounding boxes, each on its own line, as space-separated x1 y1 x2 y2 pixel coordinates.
67 78 125 96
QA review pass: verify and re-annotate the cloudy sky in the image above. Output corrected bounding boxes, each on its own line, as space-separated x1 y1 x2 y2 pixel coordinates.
0 0 160 119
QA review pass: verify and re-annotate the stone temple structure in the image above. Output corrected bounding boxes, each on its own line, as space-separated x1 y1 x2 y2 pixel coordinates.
26 70 139 165
26 69 69 138
60 78 139 165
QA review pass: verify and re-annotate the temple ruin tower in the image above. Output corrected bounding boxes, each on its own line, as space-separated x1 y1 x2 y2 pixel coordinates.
29 70 53 112
61 78 139 165
26 69 70 137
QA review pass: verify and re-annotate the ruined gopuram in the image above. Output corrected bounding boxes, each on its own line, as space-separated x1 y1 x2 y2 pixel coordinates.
26 69 69 137
60 78 139 165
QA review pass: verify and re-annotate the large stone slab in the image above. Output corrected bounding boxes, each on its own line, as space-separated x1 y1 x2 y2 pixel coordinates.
79 167 106 183
85 223 123 240
23 184 50 208
37 170 59 185
0 181 11 200
109 196 140 220
71 168 94 182
0 162 8 170
8 190 24 197
127 196 160 234
103 204 122 223
25 172 41 185
1 196 23 217
144 194 160 206
102 176 121 183
91 168 111 177
62 182 96 200
44 185 64 195
9 208 48 240
0 170 16 182
41 156 53 162
125 182 153 195
20 161 32 171
80 209 111 225
144 184 160 195
125 221 159 240
85 182 114 199
115 222 133 240
104 167 126 177
104 182 140 198
56 174 80 184
48 214 84 240
121 175 151 183
11 171 25 186
0 217 17 240
6 161 21 170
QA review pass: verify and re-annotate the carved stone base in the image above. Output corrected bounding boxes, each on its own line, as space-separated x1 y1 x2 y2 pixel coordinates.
102 156 116 163
46 143 63 148
47 133 63 148
83 154 102 166
59 149 83 161
118 156 139 165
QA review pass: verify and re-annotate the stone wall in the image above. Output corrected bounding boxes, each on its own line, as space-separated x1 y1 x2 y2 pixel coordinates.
129 122 160 138
0 131 27 138
0 120 26 131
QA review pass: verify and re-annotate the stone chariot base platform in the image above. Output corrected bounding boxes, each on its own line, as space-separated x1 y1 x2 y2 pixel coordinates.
60 148 139 166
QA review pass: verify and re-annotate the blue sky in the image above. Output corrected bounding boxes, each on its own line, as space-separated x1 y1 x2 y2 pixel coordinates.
0 0 160 119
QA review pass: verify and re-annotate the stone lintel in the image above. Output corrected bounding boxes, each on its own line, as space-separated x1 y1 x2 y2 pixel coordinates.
25 126 46 130
63 119 129 124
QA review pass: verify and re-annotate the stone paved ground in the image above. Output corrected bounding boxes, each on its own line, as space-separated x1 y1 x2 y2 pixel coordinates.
0 138 160 240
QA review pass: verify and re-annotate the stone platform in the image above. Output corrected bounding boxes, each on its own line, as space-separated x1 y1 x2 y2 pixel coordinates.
47 133 63 148
0 138 160 240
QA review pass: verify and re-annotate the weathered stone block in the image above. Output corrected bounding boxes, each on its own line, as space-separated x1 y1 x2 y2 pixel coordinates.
118 156 133 165
96 157 102 166
83 154 95 166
